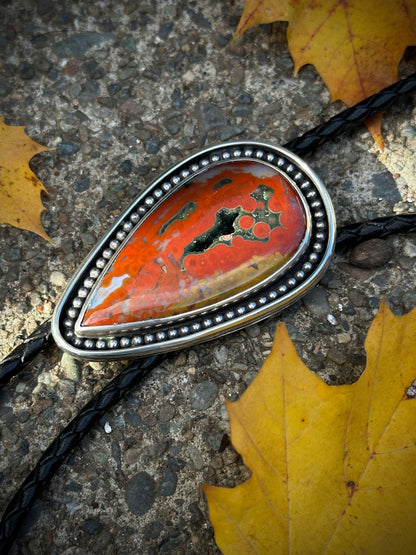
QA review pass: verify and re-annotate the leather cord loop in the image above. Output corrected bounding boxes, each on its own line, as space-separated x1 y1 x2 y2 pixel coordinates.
0 354 163 553
335 214 416 253
0 319 53 390
2 73 416 388
285 73 416 155
1 72 416 553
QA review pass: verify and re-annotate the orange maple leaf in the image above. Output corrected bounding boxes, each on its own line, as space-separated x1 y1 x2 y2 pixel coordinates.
235 0 416 146
0 117 51 240
204 301 416 553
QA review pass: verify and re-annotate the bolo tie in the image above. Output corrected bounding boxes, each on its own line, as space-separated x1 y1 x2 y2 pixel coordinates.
1 72 416 553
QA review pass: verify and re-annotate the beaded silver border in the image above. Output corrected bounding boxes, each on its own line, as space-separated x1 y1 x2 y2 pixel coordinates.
52 142 336 360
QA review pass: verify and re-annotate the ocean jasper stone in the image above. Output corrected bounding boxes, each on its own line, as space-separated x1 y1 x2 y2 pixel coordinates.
80 160 308 329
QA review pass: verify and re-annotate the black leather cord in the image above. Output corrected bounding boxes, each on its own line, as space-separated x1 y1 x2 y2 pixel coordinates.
2 73 416 386
0 214 416 389
0 354 163 553
0 319 53 390
2 213 415 392
285 72 416 155
2 213 416 390
336 214 416 252
2 220 416 553
1 72 416 553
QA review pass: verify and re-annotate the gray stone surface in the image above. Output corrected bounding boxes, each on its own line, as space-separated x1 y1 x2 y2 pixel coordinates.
1 1 416 554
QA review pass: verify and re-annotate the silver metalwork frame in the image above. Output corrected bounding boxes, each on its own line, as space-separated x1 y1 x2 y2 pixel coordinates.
52 141 336 360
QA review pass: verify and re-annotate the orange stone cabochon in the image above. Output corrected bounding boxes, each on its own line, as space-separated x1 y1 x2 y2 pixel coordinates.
81 160 307 328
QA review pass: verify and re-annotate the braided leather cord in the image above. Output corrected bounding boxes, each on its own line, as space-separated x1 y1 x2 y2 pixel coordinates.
2 73 416 387
1 72 416 553
285 73 416 155
1 219 416 553
0 354 163 553
0 319 53 390
2 216 415 392
2 223 415 554
336 214 416 252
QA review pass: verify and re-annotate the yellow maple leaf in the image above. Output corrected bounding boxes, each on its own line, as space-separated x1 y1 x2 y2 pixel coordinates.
204 301 416 554
235 0 416 146
0 117 52 240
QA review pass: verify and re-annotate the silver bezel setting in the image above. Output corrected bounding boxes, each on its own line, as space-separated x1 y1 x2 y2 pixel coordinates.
52 141 336 360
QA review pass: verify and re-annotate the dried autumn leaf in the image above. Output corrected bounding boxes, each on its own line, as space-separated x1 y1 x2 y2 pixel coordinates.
235 0 416 145
0 117 51 240
204 301 416 554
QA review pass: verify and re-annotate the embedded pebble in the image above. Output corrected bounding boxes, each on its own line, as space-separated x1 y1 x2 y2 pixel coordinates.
207 433 225 451
73 177 91 192
0 78 11 97
403 290 416 312
58 142 80 155
158 469 178 496
327 347 347 365
88 361 106 372
198 102 227 130
407 380 416 398
188 445 204 470
243 370 258 386
82 518 103 535
124 411 141 428
124 447 142 465
337 262 373 281
349 239 394 269
337 333 351 344
144 520 163 541
174 352 187 366
189 381 218 410
232 105 253 117
38 371 52 385
401 125 416 139
166 119 181 135
53 31 114 57
19 61 35 79
282 323 302 343
15 383 28 394
232 362 248 373
125 472 156 515
403 240 416 258
327 314 338 326
60 353 81 381
30 291 41 307
245 323 261 338
57 379 76 395
302 286 331 318
219 125 243 141
119 159 132 175
4 248 22 262
119 99 143 115
144 139 161 154
213 345 228 364
159 404 175 422
50 270 66 288
188 350 199 365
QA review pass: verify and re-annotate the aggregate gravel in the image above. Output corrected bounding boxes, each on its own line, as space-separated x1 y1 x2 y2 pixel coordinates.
1 1 416 554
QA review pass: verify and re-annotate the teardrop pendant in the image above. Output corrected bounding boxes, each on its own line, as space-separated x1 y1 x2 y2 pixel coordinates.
52 142 336 360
